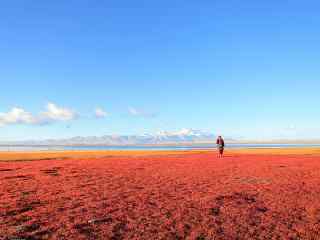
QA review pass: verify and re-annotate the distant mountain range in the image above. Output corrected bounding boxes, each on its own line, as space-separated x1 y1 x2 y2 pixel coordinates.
0 129 233 146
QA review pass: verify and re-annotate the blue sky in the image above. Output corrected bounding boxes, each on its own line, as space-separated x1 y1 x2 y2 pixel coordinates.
1 0 320 140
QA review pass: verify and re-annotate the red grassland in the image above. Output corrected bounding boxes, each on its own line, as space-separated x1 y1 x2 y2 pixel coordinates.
1 149 320 239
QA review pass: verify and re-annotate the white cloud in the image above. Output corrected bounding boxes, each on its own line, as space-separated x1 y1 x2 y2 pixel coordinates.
128 107 157 118
0 103 77 127
95 107 108 118
128 107 139 116
0 107 38 126
41 102 77 122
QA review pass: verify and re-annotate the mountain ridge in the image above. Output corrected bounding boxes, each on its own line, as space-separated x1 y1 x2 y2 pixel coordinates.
0 129 231 146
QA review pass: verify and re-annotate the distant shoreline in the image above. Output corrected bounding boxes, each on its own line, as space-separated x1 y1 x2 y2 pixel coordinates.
1 141 320 148
1 143 320 153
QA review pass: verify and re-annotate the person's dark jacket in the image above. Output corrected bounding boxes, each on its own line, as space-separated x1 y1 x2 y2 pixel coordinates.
216 138 225 147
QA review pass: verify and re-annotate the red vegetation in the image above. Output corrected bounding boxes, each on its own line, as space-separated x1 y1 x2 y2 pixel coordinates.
1 151 320 239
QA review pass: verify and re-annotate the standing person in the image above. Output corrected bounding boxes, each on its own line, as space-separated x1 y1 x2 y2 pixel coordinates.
216 136 225 158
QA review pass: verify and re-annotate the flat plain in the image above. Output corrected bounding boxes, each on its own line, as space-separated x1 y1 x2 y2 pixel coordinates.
1 149 320 239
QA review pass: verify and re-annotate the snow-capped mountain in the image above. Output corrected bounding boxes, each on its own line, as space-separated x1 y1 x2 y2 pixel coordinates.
0 129 230 146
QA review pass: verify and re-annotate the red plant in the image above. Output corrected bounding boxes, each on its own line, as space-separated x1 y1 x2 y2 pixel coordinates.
1 152 320 239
